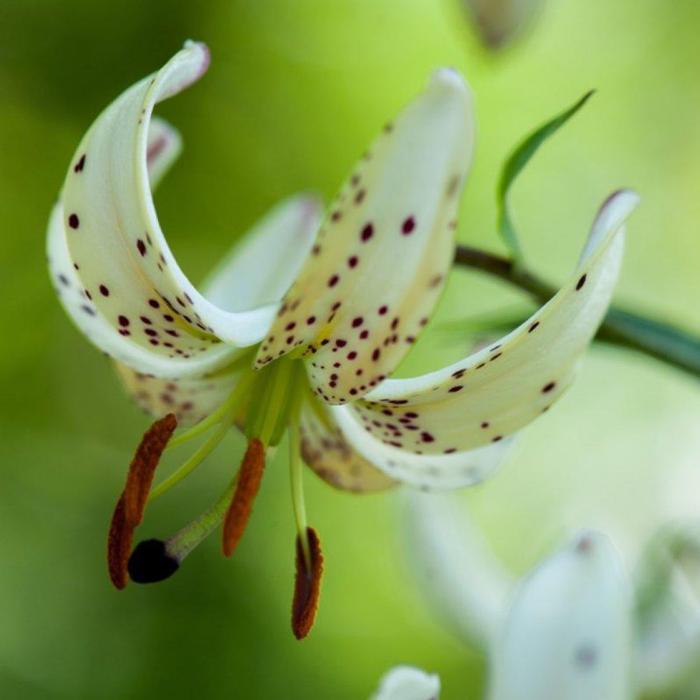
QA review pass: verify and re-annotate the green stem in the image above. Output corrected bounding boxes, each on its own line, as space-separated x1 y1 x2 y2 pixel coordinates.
453 244 700 379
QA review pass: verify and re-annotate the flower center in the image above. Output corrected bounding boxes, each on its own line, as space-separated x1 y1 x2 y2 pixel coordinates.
107 355 323 638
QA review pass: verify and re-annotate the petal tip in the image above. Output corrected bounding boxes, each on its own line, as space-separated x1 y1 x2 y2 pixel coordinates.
430 66 469 93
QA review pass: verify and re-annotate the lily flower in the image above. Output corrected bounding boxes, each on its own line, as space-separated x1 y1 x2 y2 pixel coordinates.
47 41 637 637
379 493 700 698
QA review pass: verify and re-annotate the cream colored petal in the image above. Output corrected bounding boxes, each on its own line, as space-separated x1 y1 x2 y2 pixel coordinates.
114 363 238 428
255 69 475 404
330 404 513 490
56 42 279 379
299 399 395 493
353 190 639 455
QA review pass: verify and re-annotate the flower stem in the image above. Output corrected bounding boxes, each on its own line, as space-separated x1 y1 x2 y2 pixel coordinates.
453 244 700 379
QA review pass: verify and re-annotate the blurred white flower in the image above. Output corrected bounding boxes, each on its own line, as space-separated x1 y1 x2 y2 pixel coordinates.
374 493 700 698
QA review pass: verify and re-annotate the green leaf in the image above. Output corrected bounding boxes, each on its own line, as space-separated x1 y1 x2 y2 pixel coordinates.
497 90 595 260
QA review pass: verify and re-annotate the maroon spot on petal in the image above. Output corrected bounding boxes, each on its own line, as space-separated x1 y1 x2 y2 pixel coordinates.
576 274 587 291
331 210 342 222
144 328 158 337
306 316 316 325
348 256 358 268
492 435 503 442
336 339 347 348
360 223 374 242
73 154 86 173
68 213 80 229
285 321 296 331
480 421 489 429
378 305 388 316
391 317 399 330
351 317 363 328
99 284 109 297
328 274 340 288
118 315 129 327
542 381 557 394
372 348 381 361
528 321 540 333
359 330 369 339
137 239 147 256
448 385 463 393
420 432 435 443
401 216 416 235
354 189 366 204
140 316 152 325
347 351 357 360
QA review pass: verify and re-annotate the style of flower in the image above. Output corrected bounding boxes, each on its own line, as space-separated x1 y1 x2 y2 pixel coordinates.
374 492 700 698
47 40 637 637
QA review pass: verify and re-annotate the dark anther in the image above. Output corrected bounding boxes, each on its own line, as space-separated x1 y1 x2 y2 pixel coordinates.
128 539 180 584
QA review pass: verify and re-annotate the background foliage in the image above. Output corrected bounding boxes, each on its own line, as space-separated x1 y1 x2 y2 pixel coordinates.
1 1 699 697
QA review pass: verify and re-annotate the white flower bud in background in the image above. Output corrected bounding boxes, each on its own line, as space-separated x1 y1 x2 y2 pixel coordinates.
489 531 632 700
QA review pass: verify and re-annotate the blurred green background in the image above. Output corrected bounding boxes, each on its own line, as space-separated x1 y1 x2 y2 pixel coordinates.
1 1 700 698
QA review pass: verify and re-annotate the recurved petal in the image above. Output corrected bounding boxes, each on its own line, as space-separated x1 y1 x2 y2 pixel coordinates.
489 531 632 700
113 362 239 428
330 404 513 490
352 190 639 455
255 69 475 404
58 41 278 378
299 399 395 493
372 666 441 700
47 200 231 378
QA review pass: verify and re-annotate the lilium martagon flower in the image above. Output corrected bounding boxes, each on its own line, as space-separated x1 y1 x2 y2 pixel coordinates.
47 40 638 638
380 493 700 698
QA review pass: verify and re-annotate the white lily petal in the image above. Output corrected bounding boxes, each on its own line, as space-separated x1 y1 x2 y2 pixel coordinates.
299 399 395 493
372 666 441 700
354 190 639 455
113 363 239 428
490 531 632 700
202 194 322 311
58 41 278 379
255 69 475 404
47 201 232 377
330 404 513 490
403 491 513 648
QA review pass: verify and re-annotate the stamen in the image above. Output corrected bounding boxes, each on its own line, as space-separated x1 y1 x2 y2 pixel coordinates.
167 369 256 450
128 473 239 584
107 413 177 589
291 526 323 640
222 439 266 557
107 497 131 590
289 423 311 570
128 538 180 583
124 414 178 524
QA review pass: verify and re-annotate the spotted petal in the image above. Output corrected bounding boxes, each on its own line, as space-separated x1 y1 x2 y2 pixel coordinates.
299 399 395 493
351 190 639 455
113 193 322 424
330 404 513 490
255 68 475 405
114 363 238 428
372 666 441 700
57 41 286 379
490 531 632 700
